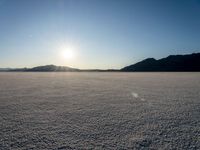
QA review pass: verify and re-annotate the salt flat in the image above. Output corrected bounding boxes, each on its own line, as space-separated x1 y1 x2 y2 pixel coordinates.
0 72 199 149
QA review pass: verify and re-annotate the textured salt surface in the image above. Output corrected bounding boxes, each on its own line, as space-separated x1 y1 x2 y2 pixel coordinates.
0 72 200 149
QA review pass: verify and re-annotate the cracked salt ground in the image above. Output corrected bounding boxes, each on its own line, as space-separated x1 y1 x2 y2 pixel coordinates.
0 72 200 149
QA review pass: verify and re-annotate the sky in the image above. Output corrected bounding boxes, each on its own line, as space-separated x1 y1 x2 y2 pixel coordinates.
0 0 200 69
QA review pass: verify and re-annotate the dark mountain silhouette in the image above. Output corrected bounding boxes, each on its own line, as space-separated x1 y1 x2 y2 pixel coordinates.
1 53 200 72
121 53 200 71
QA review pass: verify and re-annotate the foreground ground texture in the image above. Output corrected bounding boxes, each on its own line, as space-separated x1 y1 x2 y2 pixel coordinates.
0 72 199 150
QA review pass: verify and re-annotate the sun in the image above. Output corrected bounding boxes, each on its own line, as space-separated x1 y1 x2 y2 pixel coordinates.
59 45 77 60
61 50 75 59
58 43 77 61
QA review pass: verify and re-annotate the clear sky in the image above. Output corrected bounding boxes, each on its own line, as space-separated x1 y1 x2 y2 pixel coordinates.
0 0 200 69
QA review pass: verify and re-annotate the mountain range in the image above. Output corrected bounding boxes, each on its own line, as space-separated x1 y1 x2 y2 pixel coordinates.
121 53 200 71
1 52 200 72
8 65 79 72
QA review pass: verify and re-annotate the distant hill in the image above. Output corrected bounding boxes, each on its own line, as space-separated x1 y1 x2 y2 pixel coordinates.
10 65 79 72
27 65 80 72
1 53 200 72
121 53 200 71
0 68 11 71
4 65 119 72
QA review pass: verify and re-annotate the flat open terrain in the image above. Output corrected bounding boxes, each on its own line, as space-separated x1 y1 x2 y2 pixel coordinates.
0 72 199 149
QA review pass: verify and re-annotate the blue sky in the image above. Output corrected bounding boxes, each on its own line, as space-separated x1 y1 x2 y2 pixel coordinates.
0 0 200 69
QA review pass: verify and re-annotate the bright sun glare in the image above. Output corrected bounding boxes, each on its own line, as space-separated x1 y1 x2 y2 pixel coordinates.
61 50 75 59
60 46 76 60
